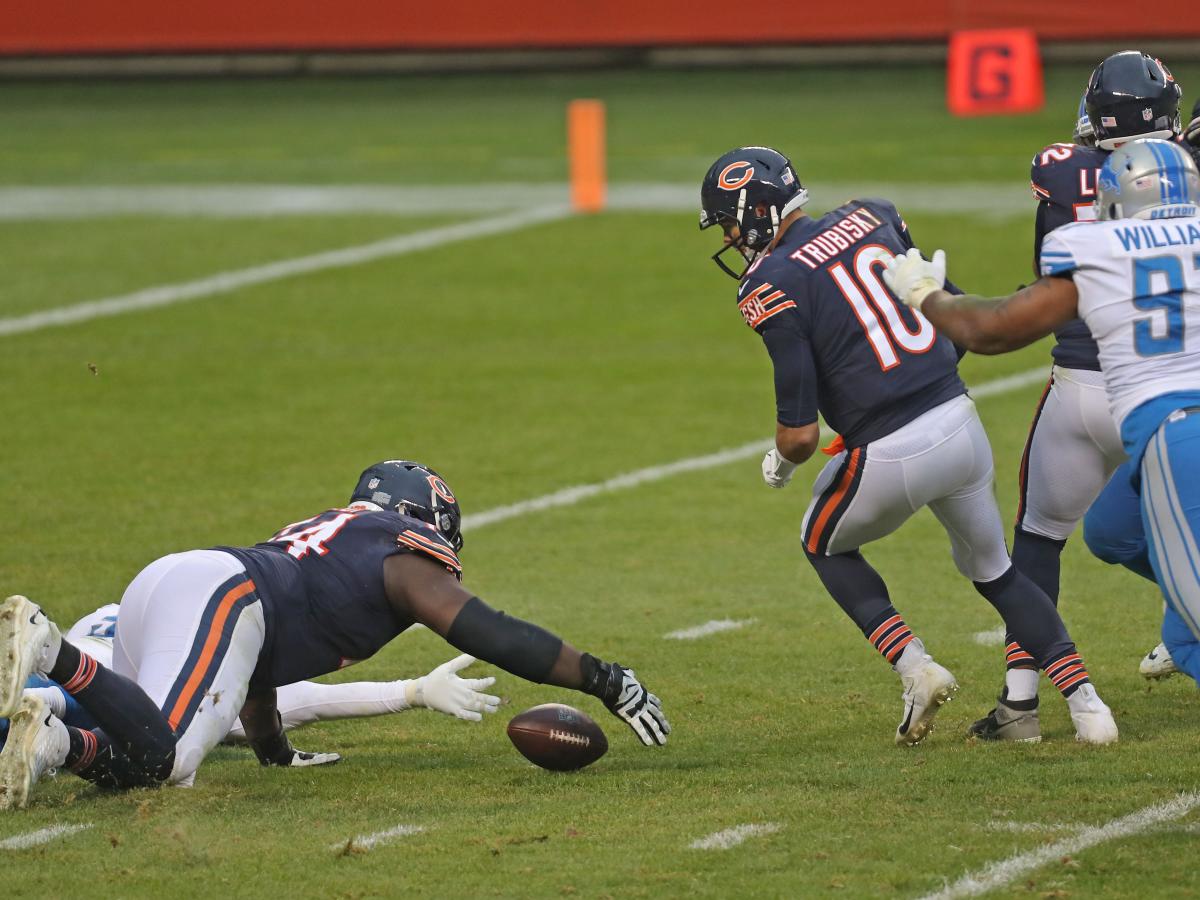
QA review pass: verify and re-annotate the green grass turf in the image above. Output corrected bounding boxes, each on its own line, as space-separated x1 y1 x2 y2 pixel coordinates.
2 67 1199 897
3 62 1200 186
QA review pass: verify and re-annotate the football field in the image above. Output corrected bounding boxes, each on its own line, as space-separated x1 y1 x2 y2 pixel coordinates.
3 64 1200 897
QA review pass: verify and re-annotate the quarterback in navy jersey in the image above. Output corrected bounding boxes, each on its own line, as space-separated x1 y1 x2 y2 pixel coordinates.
980 52 1198 738
699 147 1116 746
0 461 668 808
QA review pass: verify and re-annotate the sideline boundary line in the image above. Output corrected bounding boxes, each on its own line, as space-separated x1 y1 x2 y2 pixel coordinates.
462 366 1050 532
0 823 93 850
0 204 569 339
919 791 1200 899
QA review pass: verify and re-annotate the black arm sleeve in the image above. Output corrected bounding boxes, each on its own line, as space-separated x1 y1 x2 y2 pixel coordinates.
1032 201 1050 275
761 323 818 428
445 596 563 683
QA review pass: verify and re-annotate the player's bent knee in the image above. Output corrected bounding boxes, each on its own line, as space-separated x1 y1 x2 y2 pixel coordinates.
1082 509 1146 565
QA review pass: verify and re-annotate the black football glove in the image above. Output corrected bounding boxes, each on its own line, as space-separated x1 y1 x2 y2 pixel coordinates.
581 654 670 746
250 731 341 768
1184 114 1200 150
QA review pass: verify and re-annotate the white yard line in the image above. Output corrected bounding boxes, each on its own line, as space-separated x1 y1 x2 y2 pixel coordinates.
689 822 784 850
332 823 425 852
920 791 1200 900
972 627 1007 647
0 181 1032 220
0 823 93 850
664 618 757 640
463 367 1050 533
0 204 569 339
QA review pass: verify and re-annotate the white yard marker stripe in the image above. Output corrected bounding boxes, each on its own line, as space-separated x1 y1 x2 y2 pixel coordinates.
689 822 783 850
0 823 93 850
0 204 570 339
664 618 757 640
463 366 1050 532
973 627 1007 647
333 823 425 852
921 791 1200 899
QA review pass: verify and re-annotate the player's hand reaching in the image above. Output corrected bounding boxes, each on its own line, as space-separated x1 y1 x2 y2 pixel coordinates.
883 247 946 310
407 654 501 721
587 660 669 746
762 448 798 489
251 732 341 768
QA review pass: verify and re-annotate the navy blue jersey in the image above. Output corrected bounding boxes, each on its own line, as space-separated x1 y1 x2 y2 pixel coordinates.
214 507 462 687
1030 142 1109 370
738 198 965 448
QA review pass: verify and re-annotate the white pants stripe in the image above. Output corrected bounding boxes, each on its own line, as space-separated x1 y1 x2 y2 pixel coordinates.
1141 426 1200 639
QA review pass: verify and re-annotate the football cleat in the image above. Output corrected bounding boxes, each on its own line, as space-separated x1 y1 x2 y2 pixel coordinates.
1139 642 1179 680
895 657 958 746
0 693 70 810
1069 684 1119 745
967 697 1041 743
0 596 61 719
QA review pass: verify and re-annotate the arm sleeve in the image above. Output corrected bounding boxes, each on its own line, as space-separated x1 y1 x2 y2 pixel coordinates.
760 321 819 428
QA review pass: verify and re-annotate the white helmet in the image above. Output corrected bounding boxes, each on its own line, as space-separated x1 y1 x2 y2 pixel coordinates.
1095 138 1200 221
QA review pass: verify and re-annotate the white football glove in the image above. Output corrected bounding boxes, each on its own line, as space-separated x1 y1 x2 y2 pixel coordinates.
762 448 798 489
603 665 670 747
882 247 947 310
252 732 341 767
281 749 342 767
405 654 500 722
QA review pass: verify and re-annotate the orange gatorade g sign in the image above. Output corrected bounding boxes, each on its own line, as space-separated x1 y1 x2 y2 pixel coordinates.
947 29 1044 116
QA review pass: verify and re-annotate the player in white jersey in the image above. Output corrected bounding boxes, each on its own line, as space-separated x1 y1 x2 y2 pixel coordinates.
1 604 500 760
883 138 1200 689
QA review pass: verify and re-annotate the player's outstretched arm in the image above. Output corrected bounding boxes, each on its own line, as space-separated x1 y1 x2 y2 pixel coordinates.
883 248 1079 354
384 553 670 746
238 685 341 768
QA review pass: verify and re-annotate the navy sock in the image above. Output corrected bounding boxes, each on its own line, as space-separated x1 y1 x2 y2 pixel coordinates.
806 549 919 663
1011 526 1067 605
48 640 175 783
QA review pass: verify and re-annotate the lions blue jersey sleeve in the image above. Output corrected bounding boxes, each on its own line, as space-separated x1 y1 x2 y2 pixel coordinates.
738 198 964 448
1030 142 1110 371
217 508 462 686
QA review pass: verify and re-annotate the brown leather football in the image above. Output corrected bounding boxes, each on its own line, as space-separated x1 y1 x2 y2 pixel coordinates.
506 703 608 771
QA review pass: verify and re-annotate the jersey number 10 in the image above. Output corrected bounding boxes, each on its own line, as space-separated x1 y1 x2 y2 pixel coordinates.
829 245 938 370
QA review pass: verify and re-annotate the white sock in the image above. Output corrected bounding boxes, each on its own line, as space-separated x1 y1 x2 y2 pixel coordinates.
224 680 412 742
1004 668 1040 702
894 639 928 677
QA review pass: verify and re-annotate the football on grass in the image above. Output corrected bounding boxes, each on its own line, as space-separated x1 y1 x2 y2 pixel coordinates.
507 703 608 771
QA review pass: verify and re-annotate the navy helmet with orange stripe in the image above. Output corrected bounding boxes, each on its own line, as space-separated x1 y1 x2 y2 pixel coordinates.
350 460 464 552
699 146 808 279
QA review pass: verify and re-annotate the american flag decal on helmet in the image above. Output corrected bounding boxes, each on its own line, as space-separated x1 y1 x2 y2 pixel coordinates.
738 282 795 329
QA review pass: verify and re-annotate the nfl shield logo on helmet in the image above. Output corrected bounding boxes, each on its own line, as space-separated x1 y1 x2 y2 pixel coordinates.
1143 107 1154 121
368 477 380 490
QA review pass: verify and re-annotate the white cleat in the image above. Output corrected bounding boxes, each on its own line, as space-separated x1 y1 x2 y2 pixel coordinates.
0 595 60 718
0 694 70 810
895 657 958 746
1070 684 1119 745
1139 643 1179 680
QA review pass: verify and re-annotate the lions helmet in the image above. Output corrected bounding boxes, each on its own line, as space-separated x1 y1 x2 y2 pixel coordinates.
350 460 464 551
699 146 808 279
1095 138 1200 221
1085 51 1182 150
